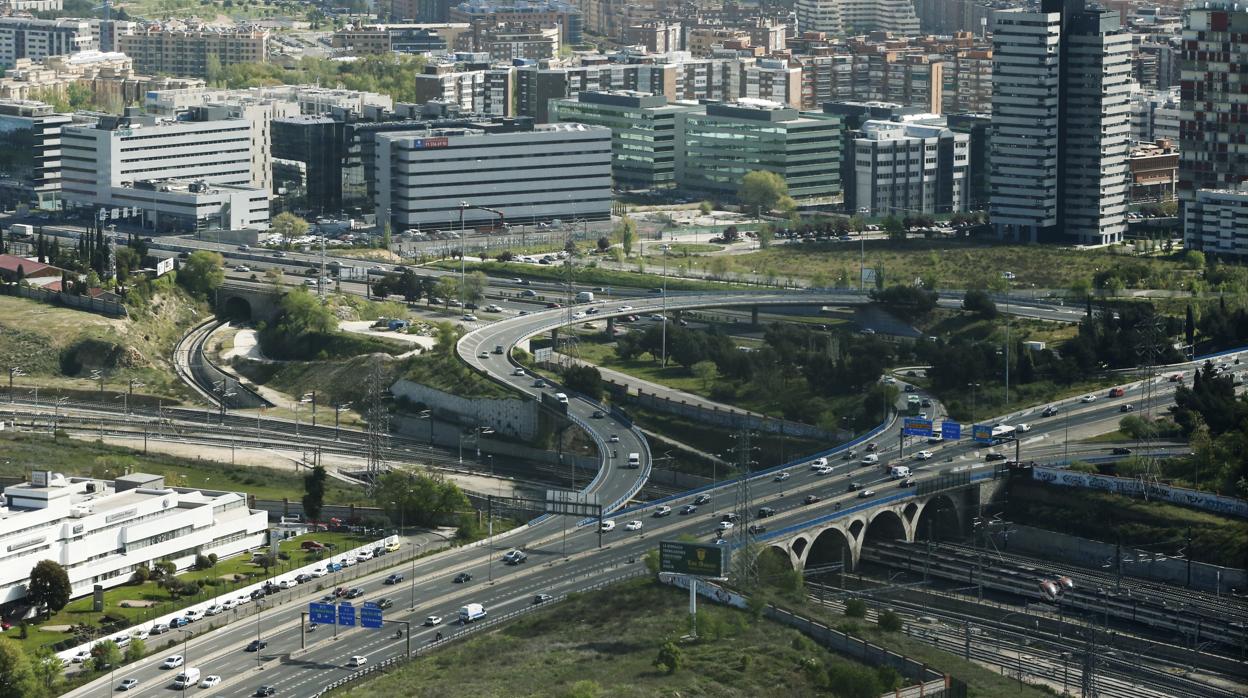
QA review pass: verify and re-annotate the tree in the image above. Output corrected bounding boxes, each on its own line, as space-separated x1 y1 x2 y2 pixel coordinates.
123 637 146 664
654 640 682 674
27 560 71 618
757 224 775 249
699 200 713 215
91 639 121 672
877 609 903 632
882 215 905 240
691 360 718 390
463 271 488 304
844 598 867 618
614 216 637 257
31 646 62 693
374 470 470 528
0 638 37 698
562 364 603 400
302 465 326 525
270 211 310 248
738 170 787 214
596 236 610 252
177 250 224 301
961 289 997 319
381 221 392 251
870 285 938 323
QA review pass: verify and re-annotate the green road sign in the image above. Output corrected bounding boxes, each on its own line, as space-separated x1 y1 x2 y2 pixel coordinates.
660 540 727 577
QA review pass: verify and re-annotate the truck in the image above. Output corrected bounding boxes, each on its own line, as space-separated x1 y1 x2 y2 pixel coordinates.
575 291 594 303
888 465 911 480
990 424 1016 439
8 223 33 239
626 452 641 469
459 603 487 623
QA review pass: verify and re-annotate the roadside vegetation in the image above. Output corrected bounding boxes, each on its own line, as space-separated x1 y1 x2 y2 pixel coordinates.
430 259 744 292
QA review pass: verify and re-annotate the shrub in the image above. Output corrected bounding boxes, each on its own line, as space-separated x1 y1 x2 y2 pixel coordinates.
654 641 682 674
877 609 903 632
843 598 867 618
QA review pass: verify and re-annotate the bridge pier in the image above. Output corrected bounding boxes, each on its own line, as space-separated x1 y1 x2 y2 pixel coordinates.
605 317 615 334
751 306 759 326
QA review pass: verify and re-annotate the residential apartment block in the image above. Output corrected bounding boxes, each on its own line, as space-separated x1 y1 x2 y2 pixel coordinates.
850 117 970 216
0 98 71 210
0 17 95 69
449 0 582 44
794 0 921 36
118 22 269 79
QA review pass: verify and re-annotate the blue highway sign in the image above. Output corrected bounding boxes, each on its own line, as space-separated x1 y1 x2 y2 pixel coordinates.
360 602 383 629
972 424 993 443
309 603 335 625
337 602 356 627
941 422 961 440
902 417 933 437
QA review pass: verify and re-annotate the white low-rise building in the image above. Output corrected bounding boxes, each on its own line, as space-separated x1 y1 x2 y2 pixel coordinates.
852 117 970 216
1185 185 1248 259
0 471 267 606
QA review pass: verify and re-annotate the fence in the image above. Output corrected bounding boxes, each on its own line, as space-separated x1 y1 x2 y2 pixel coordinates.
1030 465 1248 518
309 568 649 697
1 282 128 317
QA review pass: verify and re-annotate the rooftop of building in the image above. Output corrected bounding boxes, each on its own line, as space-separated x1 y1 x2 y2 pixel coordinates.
0 253 60 276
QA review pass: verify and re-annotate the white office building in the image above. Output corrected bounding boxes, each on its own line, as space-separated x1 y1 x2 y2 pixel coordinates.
0 17 96 69
1130 87 1181 144
853 118 970 216
0 471 267 605
795 0 920 36
1185 186 1248 259
990 0 1130 245
375 122 612 230
60 108 270 230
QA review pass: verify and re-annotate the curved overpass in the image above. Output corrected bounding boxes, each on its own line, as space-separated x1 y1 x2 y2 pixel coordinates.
456 288 1079 513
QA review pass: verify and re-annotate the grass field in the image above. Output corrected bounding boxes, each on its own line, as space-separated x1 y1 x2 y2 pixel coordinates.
0 291 203 403
340 578 914 698
717 239 1197 292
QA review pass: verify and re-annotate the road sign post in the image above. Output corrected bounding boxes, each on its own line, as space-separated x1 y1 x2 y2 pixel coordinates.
360 602 383 630
902 418 933 437
941 422 962 441
337 602 355 628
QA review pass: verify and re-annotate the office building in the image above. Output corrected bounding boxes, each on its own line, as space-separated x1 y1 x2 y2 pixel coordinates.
450 0 583 44
375 121 612 229
118 23 268 79
1130 87 1181 145
477 22 560 61
0 17 95 69
413 61 513 116
676 99 843 206
1128 139 1178 203
144 85 393 118
330 23 471 55
0 471 267 606
60 108 268 229
1185 186 1248 258
392 0 460 22
946 112 991 212
794 0 921 36
549 90 700 189
850 117 970 217
0 98 71 210
1179 1 1248 255
990 0 1131 245
1 0 64 10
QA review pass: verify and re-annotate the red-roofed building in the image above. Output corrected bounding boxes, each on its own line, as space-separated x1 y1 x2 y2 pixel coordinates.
0 254 62 285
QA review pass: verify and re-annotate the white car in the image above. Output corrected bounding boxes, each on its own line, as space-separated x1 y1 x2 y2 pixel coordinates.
220 599 237 611
600 520 616 532
883 376 897 384
717 521 735 532
484 304 502 313
1080 394 1097 403
625 520 643 531
860 454 879 465
914 450 934 461
617 305 633 312
774 471 790 482
130 629 150 641
813 465 834 475
233 265 251 273
512 367 525 376
234 594 252 606
1016 423 1032 433
608 434 620 443
462 314 478 322
572 312 584 319
309 568 328 578
183 610 203 623
118 678 140 691
112 633 131 647
341 557 357 567
424 615 443 626
72 650 91 664
199 676 221 688
204 604 225 616
653 505 672 517
160 655 184 669
348 655 368 668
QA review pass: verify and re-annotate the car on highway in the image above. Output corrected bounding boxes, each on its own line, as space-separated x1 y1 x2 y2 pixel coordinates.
463 314 479 322
617 305 633 312
533 378 546 388
233 265 251 272
985 453 1007 461
865 442 878 452
808 457 829 469
348 656 368 667
899 477 916 488
717 521 734 532
255 686 276 696
774 471 790 482
757 506 776 518
813 465 833 475
199 676 221 688
246 640 267 652
803 495 822 505
693 494 711 506
533 593 553 605
847 482 861 492
591 409 605 418
117 678 140 691
600 520 616 532
453 572 473 583
376 598 394 609
345 587 364 599
1080 394 1097 403
502 550 528 565
625 520 643 531
512 367 526 376
857 489 876 499
653 505 672 517
384 573 404 585
1042 406 1059 417
484 304 502 313
1016 423 1032 432
1120 404 1134 412
1111 447 1132 455
841 450 855 460
926 434 943 444
914 450 934 461
608 434 619 442
425 615 442 626
861 454 879 465
680 504 697 515
748 524 767 534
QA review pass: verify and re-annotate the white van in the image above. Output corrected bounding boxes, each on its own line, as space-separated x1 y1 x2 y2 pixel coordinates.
459 603 487 623
888 465 912 480
554 392 569 404
173 668 200 689
627 452 641 468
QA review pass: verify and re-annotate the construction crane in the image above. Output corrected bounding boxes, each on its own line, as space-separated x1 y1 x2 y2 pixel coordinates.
457 204 506 233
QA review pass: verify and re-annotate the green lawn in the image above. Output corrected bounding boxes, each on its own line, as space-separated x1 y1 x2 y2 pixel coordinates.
340 578 914 698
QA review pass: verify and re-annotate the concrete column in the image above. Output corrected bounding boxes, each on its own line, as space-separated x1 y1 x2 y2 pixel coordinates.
751 306 759 326
606 316 615 334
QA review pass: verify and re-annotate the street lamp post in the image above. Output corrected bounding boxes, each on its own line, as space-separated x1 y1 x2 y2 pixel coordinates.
660 244 669 367
177 629 192 698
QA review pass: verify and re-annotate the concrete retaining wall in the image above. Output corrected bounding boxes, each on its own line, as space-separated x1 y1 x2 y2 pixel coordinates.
390 378 538 440
616 384 842 442
1004 523 1246 594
